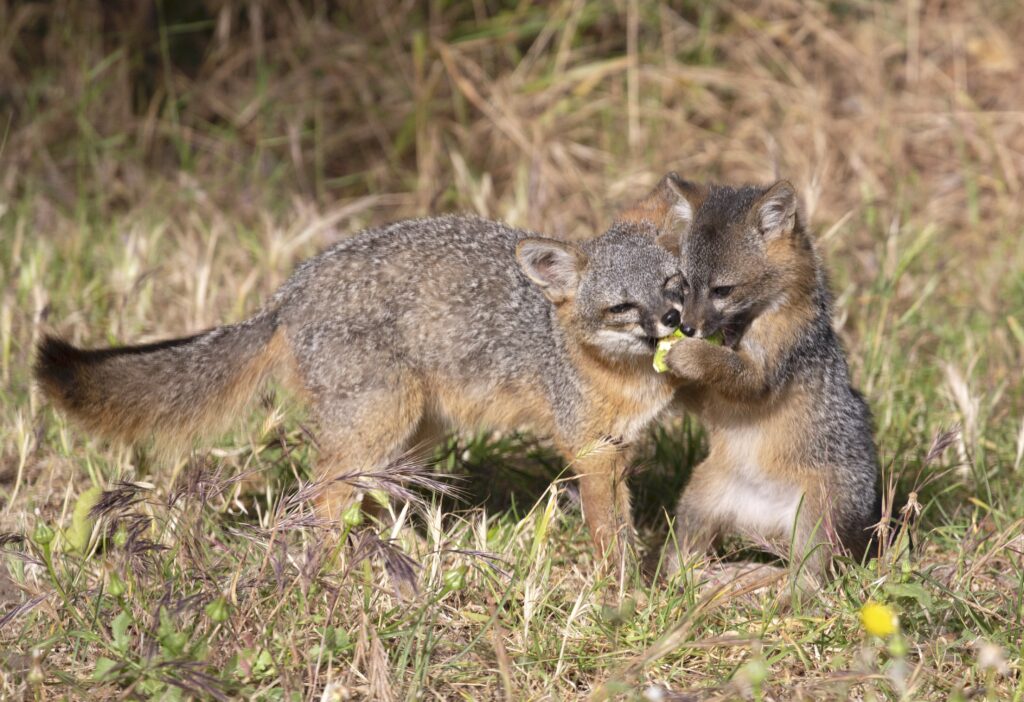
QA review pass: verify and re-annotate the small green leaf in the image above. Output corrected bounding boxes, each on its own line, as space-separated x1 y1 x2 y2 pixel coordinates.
253 648 275 676
205 596 230 623
884 581 933 608
158 607 187 656
335 632 352 653
161 632 187 657
705 329 725 346
111 611 131 653
93 657 119 681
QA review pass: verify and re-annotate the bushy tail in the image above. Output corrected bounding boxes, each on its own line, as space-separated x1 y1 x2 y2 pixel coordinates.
35 312 288 450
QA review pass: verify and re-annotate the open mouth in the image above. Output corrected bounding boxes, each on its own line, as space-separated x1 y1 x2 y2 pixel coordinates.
643 336 658 351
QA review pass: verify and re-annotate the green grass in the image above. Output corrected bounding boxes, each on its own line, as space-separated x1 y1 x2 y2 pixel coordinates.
2 1 1024 699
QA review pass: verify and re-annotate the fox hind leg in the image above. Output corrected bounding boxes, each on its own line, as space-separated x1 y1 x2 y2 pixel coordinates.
309 375 426 522
666 462 723 575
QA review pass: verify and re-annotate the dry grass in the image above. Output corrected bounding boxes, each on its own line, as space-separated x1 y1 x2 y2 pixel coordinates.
1 1 1023 699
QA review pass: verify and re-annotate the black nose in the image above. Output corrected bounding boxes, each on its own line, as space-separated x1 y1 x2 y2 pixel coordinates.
680 324 696 337
661 309 680 329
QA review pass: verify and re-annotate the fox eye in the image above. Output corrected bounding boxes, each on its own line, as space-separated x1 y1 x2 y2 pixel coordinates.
606 303 636 314
711 286 734 299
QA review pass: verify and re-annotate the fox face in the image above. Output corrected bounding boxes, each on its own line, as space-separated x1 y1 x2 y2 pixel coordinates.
668 180 811 347
516 231 684 357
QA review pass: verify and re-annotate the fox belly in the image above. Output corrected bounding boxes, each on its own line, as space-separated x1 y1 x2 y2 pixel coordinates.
715 426 804 540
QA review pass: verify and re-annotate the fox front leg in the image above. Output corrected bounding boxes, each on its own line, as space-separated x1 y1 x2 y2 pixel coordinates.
665 339 770 401
571 442 636 573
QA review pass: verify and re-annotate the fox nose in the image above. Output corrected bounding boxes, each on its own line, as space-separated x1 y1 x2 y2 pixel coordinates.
680 324 696 337
661 309 681 329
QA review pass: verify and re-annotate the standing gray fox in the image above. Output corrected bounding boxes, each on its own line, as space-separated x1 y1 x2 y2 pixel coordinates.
35 211 685 566
626 174 881 581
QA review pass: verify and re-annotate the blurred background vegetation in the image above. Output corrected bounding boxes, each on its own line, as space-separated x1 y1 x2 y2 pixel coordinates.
2 1 1023 699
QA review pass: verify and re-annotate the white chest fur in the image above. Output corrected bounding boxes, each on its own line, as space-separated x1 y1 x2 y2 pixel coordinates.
713 426 804 540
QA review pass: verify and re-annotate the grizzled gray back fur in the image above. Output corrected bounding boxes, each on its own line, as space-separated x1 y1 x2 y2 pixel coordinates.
37 214 682 457
271 215 681 438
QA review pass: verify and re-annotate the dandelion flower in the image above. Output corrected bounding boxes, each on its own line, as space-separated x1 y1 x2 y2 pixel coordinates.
860 601 899 638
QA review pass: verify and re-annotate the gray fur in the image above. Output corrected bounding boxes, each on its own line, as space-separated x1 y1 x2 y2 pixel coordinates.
269 215 682 442
37 213 684 563
664 180 880 569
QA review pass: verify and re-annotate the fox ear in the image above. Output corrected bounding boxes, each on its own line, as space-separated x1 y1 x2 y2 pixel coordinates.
752 180 800 240
516 238 583 302
616 172 703 256
659 174 704 255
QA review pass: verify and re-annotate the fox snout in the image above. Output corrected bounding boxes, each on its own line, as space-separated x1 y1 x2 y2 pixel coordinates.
651 304 683 339
679 319 721 340
679 298 723 340
661 308 680 329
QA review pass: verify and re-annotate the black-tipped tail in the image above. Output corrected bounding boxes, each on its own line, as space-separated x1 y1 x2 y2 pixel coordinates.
35 334 204 414
34 316 284 448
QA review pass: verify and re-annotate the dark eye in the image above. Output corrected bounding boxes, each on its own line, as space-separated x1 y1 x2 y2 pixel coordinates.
711 286 734 299
606 303 636 314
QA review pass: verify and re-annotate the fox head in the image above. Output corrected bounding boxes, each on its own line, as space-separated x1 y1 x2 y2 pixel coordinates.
618 174 816 347
516 230 684 358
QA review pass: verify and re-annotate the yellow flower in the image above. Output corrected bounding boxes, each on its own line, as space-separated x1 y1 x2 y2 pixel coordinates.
860 601 899 638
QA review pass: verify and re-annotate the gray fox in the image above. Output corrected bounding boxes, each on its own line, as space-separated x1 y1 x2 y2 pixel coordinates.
635 174 881 581
35 212 685 566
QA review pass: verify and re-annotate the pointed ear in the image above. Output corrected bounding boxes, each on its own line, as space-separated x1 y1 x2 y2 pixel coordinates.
516 238 584 302
616 172 703 256
751 180 800 240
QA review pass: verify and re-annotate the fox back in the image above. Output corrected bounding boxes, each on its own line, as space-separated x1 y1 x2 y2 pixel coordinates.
269 217 682 428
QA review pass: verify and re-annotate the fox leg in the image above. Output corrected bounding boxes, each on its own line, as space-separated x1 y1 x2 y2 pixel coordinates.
571 441 635 570
788 489 834 586
309 377 426 521
666 462 723 574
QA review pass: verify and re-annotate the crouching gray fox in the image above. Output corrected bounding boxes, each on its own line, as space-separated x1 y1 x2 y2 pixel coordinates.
36 209 685 567
632 173 882 583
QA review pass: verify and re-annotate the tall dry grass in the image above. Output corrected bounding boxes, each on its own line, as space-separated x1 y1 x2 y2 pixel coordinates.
1 1 1023 699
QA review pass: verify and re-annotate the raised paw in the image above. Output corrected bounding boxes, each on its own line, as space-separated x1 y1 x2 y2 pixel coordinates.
664 337 709 381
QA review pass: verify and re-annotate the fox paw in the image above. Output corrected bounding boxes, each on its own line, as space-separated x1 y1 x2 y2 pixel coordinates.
663 338 708 380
